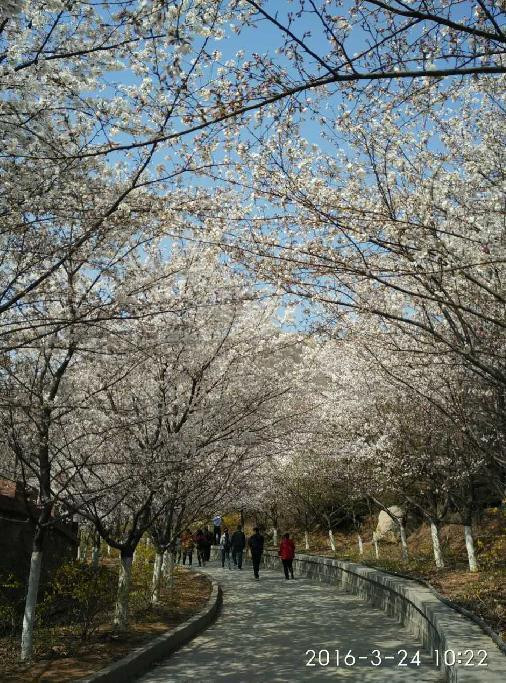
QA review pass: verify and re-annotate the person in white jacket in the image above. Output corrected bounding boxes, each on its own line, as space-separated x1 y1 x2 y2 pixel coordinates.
219 528 232 569
212 514 222 543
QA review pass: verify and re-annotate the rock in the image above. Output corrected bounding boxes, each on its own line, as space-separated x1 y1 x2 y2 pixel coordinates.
375 506 405 543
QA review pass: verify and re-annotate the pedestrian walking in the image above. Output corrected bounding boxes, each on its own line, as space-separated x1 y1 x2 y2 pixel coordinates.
204 527 213 561
248 527 264 580
220 528 232 569
212 513 222 544
181 528 194 566
230 524 246 569
279 532 295 580
194 528 207 567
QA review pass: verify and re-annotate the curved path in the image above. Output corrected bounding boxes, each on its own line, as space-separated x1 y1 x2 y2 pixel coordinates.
137 559 443 682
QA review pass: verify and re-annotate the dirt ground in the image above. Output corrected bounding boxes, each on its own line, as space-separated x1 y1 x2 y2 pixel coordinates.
0 566 211 682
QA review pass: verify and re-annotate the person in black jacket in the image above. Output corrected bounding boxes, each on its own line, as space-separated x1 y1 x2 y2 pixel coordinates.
248 527 264 580
203 528 213 561
230 525 246 569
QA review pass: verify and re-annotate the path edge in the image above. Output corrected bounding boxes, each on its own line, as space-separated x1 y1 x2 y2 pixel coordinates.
357 562 506 656
77 571 222 683
262 550 504 682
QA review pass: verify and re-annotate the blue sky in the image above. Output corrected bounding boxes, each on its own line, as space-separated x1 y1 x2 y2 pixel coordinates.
89 1 488 329
95 0 484 180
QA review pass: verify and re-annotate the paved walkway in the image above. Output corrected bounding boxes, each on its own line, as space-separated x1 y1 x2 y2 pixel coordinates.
137 560 443 682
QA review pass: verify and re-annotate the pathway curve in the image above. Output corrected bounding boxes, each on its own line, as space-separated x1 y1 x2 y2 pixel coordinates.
137 559 443 682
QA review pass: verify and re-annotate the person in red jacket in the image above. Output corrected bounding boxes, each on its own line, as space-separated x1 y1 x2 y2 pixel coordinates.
279 532 295 580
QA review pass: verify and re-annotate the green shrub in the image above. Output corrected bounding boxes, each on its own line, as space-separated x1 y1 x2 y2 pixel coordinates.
41 561 117 639
0 573 24 636
130 552 156 617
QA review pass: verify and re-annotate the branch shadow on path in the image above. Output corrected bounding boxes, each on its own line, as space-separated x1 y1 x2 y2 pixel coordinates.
136 560 444 682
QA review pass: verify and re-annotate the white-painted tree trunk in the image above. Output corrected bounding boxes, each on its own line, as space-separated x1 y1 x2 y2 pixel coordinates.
144 537 151 565
272 528 278 546
77 529 83 561
151 552 163 605
357 534 364 555
161 549 169 576
328 529 336 552
107 544 111 556
464 525 478 572
430 521 445 568
373 533 379 559
165 549 175 587
114 554 133 631
91 543 100 569
20 550 43 661
133 550 137 564
399 519 409 561
304 530 309 551
169 550 175 578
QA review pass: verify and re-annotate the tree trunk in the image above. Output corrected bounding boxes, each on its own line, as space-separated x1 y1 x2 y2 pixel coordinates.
328 529 336 552
114 552 133 631
161 549 169 576
373 533 379 559
304 530 309 551
91 540 100 569
430 521 445 568
77 529 82 560
272 527 278 546
166 549 175 586
107 544 111 556
357 534 363 555
240 509 245 527
399 519 409 561
464 525 478 572
20 548 43 661
21 383 62 661
151 551 163 605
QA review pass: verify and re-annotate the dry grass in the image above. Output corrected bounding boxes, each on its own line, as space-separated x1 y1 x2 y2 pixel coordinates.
284 508 506 642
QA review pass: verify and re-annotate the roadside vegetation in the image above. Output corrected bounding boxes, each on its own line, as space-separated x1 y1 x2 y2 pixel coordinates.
263 509 506 643
0 543 210 683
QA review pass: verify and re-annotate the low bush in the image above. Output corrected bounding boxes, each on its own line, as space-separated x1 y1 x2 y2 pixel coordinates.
130 544 157 618
41 561 117 640
0 573 24 636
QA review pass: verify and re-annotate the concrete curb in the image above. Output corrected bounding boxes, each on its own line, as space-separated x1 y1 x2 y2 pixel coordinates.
262 550 505 682
77 570 222 683
286 549 506 654
358 562 506 656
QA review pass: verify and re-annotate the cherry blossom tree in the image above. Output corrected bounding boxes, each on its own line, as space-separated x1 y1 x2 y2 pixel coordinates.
2 1 503 339
63 248 302 629
231 73 505 390
2 2 504 659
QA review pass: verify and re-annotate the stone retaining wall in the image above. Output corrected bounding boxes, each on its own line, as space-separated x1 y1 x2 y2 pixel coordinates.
261 550 504 682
